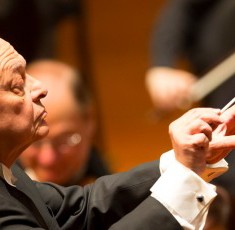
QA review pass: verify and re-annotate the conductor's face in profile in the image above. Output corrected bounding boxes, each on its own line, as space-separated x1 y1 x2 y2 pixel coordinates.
0 38 48 168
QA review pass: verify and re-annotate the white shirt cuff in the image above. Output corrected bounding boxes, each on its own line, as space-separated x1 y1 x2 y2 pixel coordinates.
150 150 219 229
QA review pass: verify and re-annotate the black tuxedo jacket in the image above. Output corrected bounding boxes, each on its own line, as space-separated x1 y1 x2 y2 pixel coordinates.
0 161 181 229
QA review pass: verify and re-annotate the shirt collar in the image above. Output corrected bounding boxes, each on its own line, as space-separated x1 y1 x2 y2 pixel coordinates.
25 168 38 181
0 163 16 186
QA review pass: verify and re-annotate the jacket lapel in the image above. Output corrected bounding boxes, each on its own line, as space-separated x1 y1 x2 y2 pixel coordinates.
12 164 60 229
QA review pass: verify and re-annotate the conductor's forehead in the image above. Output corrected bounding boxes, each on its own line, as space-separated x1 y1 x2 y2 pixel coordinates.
0 38 26 71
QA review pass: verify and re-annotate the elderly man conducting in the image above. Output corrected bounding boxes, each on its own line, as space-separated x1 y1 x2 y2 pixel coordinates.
0 37 235 230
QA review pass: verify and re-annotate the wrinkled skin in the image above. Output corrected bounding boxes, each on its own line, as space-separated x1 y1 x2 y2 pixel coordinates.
0 38 48 167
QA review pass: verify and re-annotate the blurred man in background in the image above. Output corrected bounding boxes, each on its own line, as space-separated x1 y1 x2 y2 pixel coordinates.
18 60 110 186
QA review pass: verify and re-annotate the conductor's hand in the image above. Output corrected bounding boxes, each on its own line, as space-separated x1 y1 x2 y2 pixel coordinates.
169 107 235 176
145 67 196 111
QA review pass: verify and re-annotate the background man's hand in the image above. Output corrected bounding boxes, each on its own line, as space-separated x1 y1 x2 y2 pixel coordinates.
145 67 197 111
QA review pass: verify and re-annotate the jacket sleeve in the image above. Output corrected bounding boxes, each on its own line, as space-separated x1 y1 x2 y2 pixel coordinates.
35 160 181 230
109 196 181 230
150 0 213 68
150 0 192 67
